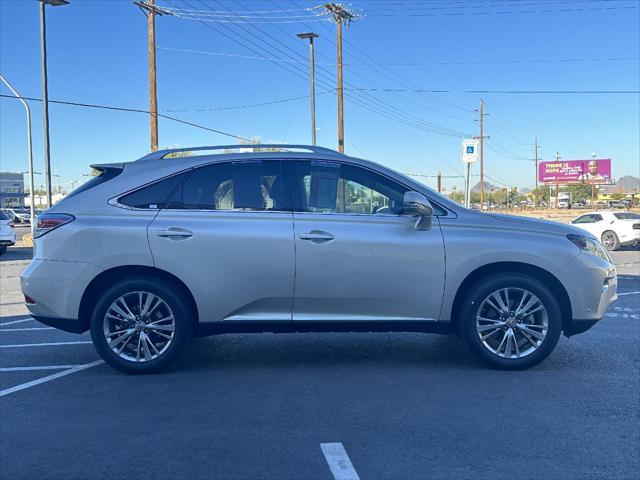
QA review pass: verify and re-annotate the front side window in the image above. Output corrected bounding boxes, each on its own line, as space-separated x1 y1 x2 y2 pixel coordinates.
574 215 594 224
290 161 408 215
167 160 287 211
592 214 604 222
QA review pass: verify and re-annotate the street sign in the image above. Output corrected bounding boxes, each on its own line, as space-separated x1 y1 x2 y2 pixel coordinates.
462 139 478 163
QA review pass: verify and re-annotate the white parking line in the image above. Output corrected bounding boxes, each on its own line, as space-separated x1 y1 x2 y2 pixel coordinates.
0 317 33 326
618 291 640 296
0 341 93 349
0 327 55 332
0 365 86 372
0 360 104 397
321 443 360 480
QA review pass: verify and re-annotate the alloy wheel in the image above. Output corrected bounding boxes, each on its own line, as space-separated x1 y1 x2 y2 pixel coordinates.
475 287 548 359
103 291 175 362
602 232 617 250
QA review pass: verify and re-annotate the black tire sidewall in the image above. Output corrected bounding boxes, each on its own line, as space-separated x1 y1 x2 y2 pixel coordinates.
601 231 620 251
460 273 563 370
0 246 6 255
90 276 193 374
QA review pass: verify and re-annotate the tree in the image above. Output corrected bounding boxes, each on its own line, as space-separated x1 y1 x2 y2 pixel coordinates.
565 184 592 202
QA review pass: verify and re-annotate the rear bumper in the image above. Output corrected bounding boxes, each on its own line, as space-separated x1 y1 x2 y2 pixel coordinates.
33 315 88 334
0 240 15 247
21 258 102 321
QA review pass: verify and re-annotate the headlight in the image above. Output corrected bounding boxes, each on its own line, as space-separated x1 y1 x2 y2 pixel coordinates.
567 234 611 262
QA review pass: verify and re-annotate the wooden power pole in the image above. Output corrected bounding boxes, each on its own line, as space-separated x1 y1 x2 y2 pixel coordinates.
436 172 442 193
148 0 158 151
479 99 485 208
136 1 162 151
324 3 355 154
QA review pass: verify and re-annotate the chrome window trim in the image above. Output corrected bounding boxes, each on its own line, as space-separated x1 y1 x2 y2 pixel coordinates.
108 157 456 218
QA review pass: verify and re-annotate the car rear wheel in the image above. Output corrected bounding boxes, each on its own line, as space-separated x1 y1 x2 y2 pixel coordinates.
601 230 620 251
0 246 6 255
460 273 562 370
90 277 193 374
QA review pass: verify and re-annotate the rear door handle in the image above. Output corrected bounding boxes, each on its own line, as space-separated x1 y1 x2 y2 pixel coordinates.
297 231 334 242
154 228 193 239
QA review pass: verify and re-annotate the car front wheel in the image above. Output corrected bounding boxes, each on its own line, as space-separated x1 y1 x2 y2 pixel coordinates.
90 277 193 374
460 273 563 370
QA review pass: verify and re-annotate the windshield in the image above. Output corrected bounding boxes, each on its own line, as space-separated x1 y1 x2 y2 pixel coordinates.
0 211 8 220
614 212 640 220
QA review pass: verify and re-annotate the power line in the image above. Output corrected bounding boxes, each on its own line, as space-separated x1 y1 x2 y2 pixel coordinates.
161 89 335 112
178 0 470 137
0 93 250 141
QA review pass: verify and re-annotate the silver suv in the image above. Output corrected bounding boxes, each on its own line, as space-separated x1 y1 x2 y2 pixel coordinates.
21 145 617 373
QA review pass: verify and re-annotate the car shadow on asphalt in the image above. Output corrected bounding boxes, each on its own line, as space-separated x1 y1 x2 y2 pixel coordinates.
172 332 483 372
0 247 33 261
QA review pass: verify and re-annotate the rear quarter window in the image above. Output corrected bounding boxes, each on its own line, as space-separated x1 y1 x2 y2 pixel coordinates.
118 171 189 209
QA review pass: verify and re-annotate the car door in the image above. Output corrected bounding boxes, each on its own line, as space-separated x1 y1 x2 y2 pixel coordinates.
288 160 446 322
147 160 295 323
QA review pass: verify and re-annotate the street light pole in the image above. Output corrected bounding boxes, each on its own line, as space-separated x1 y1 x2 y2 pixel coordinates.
39 0 69 208
0 74 36 235
297 32 319 146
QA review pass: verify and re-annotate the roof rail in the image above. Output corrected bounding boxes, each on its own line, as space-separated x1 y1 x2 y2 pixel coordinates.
136 144 342 162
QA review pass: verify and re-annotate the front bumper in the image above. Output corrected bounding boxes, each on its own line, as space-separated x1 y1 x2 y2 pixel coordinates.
558 251 617 336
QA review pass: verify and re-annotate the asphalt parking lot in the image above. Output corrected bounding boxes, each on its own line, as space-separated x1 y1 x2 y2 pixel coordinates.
1 245 638 479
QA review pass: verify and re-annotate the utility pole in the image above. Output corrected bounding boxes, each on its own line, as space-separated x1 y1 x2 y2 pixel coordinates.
534 137 539 207
479 100 486 208
148 0 158 151
324 3 355 153
554 150 561 208
135 1 164 151
436 171 442 193
297 32 319 145
39 0 69 207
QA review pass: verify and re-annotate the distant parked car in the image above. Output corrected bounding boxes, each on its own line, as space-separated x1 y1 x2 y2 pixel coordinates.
571 211 640 250
0 210 16 255
557 200 570 209
2 208 30 224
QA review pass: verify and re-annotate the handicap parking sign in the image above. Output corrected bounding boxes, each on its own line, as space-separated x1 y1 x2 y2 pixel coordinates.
462 139 478 163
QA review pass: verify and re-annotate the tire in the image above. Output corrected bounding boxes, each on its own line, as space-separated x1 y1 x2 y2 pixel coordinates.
0 246 6 255
90 276 194 374
459 273 563 370
601 230 620 251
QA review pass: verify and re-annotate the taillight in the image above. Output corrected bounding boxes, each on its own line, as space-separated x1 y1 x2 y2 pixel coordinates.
34 213 75 238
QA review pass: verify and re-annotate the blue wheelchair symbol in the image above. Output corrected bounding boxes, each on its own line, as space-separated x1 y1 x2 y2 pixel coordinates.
466 146 474 154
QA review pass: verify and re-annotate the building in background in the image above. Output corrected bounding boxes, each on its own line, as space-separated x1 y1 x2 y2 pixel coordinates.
0 172 26 208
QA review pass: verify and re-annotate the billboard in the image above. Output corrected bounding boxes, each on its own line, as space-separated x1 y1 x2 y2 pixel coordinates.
538 159 611 184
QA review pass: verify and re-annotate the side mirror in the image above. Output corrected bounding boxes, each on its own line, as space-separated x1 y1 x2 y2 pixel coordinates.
403 191 433 230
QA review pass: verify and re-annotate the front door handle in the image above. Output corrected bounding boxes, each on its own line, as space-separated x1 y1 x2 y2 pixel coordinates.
297 231 334 242
154 228 193 239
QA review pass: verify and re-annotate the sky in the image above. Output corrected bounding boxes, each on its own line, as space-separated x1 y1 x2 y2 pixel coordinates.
1 0 639 194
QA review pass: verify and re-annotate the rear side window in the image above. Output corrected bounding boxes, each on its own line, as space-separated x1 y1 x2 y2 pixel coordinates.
166 161 287 211
119 172 189 209
614 212 640 220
